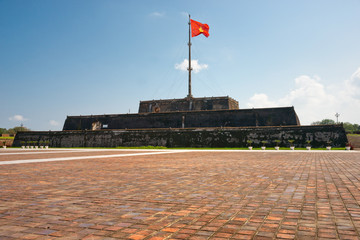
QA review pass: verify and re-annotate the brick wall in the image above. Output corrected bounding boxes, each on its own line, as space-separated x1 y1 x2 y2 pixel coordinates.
347 135 360 149
1 139 13 147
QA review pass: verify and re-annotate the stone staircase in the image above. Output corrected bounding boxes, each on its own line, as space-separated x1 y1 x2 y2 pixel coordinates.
347 135 360 149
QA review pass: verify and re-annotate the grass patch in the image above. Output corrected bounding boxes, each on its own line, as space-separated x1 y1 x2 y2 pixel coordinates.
115 146 348 151
165 147 249 150
116 146 168 149
0 137 14 140
347 134 360 136
11 146 349 151
240 147 346 151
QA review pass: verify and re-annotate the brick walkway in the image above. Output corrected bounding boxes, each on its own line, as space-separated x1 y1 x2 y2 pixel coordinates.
0 149 360 239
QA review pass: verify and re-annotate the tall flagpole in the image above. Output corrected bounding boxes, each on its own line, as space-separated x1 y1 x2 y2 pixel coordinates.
187 14 193 99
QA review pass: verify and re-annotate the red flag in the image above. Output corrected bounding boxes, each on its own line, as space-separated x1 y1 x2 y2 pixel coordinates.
190 19 210 38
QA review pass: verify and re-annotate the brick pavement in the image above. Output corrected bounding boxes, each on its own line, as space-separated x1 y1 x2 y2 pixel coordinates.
0 150 163 161
0 149 360 239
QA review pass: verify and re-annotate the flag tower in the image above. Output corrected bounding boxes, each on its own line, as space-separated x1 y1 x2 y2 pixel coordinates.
187 15 210 99
187 14 193 99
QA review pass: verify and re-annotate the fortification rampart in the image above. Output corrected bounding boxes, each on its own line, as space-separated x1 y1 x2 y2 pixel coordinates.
14 125 347 148
63 107 300 131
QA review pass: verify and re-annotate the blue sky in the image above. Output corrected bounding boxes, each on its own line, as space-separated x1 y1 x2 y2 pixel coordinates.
1 0 360 130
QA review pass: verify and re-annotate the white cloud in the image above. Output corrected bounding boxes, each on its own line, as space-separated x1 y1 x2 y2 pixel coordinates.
175 59 208 73
9 115 27 122
49 120 59 126
248 94 277 108
149 12 165 18
344 67 360 99
246 68 360 125
278 75 336 107
351 67 360 80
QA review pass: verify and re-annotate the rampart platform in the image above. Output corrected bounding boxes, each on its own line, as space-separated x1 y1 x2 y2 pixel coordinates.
63 107 300 131
14 124 347 148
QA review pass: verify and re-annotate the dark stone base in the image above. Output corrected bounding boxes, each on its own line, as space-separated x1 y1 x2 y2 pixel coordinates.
13 125 347 148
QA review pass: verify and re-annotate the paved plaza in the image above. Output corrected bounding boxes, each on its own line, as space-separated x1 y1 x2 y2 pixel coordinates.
0 149 360 240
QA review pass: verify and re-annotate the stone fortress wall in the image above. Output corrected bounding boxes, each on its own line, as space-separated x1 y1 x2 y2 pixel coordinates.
138 96 239 113
62 96 300 131
13 125 347 148
12 96 348 148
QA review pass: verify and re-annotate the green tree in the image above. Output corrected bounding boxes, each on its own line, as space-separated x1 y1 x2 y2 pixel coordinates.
0 128 8 134
343 122 355 133
311 119 336 125
6 126 30 135
354 124 360 132
312 120 360 133
343 122 360 133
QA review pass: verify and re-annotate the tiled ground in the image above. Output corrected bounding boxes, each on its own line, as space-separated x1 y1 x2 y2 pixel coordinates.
0 149 360 239
0 150 156 161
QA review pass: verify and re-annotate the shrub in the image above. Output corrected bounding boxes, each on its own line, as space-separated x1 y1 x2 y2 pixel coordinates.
274 140 281 146
288 139 295 146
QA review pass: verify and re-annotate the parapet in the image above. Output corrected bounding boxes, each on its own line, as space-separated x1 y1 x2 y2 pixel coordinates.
138 96 239 113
